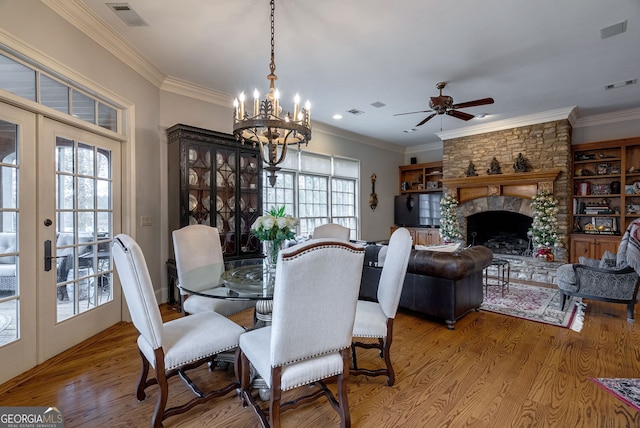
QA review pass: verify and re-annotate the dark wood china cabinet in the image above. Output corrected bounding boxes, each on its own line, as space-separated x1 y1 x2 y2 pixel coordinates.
167 124 263 260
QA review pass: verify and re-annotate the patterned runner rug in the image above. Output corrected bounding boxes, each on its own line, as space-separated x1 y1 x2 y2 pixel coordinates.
481 281 585 331
591 378 640 411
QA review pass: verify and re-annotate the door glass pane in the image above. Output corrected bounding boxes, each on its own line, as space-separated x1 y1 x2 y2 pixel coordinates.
97 103 117 132
40 74 69 114
56 138 113 321
0 120 19 345
0 54 36 101
71 90 96 124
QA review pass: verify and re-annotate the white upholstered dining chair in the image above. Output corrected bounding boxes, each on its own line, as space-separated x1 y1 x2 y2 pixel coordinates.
351 227 412 386
172 224 254 316
113 234 245 428
312 223 351 241
238 239 365 427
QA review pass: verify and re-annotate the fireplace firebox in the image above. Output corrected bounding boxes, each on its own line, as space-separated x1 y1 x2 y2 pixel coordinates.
467 211 532 256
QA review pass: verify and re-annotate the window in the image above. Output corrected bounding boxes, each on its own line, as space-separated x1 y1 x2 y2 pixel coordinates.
262 151 359 239
0 51 120 132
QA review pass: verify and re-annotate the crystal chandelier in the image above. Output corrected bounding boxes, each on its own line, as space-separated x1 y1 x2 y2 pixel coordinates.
233 0 312 187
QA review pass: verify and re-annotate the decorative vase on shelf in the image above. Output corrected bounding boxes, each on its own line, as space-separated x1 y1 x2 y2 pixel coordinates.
263 239 284 273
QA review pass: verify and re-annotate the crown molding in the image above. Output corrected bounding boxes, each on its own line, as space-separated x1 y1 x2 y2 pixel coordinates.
160 76 232 107
436 106 578 141
312 122 406 154
573 107 640 128
42 0 165 87
405 141 442 155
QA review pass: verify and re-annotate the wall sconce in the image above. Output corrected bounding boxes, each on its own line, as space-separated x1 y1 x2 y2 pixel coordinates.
369 173 378 211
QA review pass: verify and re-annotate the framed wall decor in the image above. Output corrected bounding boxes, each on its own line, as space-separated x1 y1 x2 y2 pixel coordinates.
594 217 614 231
596 163 611 175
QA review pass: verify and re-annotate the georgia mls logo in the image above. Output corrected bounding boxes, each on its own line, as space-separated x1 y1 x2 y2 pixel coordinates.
0 406 64 428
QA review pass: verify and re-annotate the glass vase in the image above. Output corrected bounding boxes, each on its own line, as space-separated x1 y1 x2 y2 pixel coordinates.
263 240 284 273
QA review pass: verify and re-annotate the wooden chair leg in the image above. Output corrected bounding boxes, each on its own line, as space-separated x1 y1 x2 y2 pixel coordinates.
337 348 352 428
269 366 282 428
627 302 635 321
239 351 251 407
136 350 150 401
383 322 395 386
152 349 169 428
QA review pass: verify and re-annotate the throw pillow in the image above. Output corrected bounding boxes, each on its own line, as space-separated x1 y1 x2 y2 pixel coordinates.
599 250 617 269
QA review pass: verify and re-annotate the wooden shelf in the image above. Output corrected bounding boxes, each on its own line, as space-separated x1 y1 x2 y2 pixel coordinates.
569 137 640 261
398 161 442 194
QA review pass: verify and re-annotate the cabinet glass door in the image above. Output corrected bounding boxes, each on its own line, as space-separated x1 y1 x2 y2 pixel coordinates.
239 151 260 256
216 147 237 256
186 144 212 226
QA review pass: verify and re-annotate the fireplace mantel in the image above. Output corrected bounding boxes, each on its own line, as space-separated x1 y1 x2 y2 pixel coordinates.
442 169 562 203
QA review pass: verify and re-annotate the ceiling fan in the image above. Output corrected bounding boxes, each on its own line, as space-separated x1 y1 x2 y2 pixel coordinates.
395 82 494 127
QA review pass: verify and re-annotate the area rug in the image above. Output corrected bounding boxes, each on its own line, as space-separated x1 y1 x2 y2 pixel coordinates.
591 378 640 412
481 281 585 331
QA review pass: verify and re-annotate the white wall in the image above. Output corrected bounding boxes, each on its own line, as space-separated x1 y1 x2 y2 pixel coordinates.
0 1 163 292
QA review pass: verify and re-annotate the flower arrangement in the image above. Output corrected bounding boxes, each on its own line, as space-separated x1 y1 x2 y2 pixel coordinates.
251 206 298 269
440 193 462 243
529 190 560 254
250 206 298 243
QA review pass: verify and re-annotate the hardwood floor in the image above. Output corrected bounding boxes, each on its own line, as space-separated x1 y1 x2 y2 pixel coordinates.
1 299 639 427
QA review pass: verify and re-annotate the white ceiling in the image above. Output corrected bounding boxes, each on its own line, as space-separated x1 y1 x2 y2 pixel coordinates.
77 0 640 148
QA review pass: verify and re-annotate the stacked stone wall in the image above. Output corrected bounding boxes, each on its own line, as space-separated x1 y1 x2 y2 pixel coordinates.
442 120 572 249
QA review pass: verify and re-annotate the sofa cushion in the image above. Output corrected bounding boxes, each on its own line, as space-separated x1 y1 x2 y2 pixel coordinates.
599 250 617 269
364 244 387 267
556 263 576 287
0 232 16 264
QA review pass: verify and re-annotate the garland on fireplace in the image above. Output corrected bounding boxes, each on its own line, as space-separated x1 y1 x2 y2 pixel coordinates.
529 190 560 256
440 193 462 243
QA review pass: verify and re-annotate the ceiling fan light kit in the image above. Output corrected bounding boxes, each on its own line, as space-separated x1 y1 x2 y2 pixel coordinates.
232 0 311 187
395 81 495 127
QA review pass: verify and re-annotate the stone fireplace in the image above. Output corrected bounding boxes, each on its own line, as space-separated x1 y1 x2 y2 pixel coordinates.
439 119 572 262
442 169 562 255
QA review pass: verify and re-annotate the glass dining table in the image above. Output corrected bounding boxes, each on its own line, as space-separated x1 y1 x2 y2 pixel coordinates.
178 257 275 327
178 257 274 398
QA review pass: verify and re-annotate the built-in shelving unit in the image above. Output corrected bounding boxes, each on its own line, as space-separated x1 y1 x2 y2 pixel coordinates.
569 137 640 262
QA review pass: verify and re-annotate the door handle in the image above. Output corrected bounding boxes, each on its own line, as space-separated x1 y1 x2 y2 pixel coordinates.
44 239 65 271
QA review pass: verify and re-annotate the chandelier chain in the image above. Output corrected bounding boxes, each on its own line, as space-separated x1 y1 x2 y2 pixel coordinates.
269 0 276 80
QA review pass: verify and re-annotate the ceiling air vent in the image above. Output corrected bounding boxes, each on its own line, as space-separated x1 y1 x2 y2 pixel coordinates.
370 101 386 108
347 108 364 115
600 21 627 39
107 3 148 27
605 79 637 90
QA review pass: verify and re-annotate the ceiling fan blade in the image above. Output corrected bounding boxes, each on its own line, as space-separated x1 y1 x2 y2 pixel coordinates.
452 97 494 109
393 110 433 117
416 113 437 126
447 110 475 121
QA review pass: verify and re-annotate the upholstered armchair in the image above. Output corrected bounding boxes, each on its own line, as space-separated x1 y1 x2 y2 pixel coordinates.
557 219 640 321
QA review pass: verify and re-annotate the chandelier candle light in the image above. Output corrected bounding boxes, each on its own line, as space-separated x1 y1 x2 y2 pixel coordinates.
233 0 312 187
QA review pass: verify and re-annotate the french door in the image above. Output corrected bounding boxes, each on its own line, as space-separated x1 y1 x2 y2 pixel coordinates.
0 106 122 384
0 103 37 383
37 118 122 361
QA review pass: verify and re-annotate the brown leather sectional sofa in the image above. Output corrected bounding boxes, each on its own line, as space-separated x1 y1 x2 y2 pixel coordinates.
359 245 493 329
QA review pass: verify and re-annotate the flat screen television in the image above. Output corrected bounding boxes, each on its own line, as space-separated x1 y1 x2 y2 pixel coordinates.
394 193 442 227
